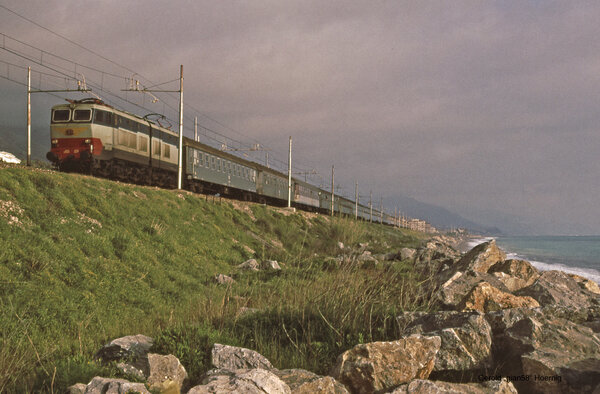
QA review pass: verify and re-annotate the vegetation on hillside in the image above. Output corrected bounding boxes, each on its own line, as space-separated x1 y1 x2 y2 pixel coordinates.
0 164 432 392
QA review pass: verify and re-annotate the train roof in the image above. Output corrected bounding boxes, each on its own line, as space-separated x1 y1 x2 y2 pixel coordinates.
52 98 178 137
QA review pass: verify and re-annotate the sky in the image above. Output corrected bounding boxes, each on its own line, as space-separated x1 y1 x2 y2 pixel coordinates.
1 0 599 235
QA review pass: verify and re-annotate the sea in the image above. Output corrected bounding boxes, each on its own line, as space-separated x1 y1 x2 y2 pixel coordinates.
466 235 600 284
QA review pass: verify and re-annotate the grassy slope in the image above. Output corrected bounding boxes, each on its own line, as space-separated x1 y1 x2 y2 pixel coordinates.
0 164 431 392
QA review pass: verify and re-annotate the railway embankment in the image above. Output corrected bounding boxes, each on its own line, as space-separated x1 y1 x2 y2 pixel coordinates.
3 164 599 393
0 164 429 391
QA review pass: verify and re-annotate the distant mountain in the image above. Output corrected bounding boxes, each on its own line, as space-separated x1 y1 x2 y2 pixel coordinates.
388 194 502 235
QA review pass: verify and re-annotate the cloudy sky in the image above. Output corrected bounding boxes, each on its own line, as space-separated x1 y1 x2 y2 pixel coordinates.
1 1 599 235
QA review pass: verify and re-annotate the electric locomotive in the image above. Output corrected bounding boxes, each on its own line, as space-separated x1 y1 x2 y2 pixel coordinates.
47 98 179 187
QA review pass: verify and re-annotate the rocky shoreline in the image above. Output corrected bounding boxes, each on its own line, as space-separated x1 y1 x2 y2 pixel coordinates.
68 236 600 393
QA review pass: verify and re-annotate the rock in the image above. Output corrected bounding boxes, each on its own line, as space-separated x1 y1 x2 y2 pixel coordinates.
436 271 510 310
397 311 493 374
261 260 282 270
330 335 441 393
66 383 87 394
145 353 187 393
374 252 398 261
461 282 540 312
214 274 235 285
273 369 349 393
516 270 600 309
357 252 379 265
488 259 540 290
492 310 600 393
391 379 518 393
569 274 600 295
337 241 345 250
189 368 290 394
414 241 460 276
490 272 530 293
94 334 153 363
400 248 417 261
83 377 150 394
453 240 506 275
238 258 260 271
211 343 273 370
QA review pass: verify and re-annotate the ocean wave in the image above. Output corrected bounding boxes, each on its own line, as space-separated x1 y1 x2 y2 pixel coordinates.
504 252 600 284
465 237 495 249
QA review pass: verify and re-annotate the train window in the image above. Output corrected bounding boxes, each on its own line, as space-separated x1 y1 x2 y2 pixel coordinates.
119 130 128 146
73 109 91 121
205 154 210 168
211 156 215 170
94 110 105 124
128 133 137 149
139 136 148 152
153 140 161 156
163 144 170 159
52 109 70 122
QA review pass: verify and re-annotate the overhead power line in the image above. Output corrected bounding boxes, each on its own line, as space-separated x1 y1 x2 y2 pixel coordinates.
0 5 329 184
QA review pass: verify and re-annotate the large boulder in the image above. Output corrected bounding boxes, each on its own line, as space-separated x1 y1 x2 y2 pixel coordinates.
82 377 150 394
461 282 540 313
453 240 505 275
390 379 518 393
330 335 441 393
397 311 493 375
515 270 600 309
211 343 273 370
492 310 600 393
272 369 348 393
414 240 460 276
488 259 540 291
94 334 153 363
189 368 290 394
569 274 600 295
436 271 510 310
145 353 187 393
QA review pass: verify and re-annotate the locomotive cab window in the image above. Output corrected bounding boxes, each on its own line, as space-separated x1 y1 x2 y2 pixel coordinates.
52 109 70 122
73 109 92 122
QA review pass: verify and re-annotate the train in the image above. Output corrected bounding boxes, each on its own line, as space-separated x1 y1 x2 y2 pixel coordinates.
46 98 397 224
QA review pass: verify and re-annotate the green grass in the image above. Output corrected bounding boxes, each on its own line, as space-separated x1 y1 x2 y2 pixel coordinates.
0 164 432 392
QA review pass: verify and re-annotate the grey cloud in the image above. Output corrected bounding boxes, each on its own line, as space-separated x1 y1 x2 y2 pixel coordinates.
1 1 600 234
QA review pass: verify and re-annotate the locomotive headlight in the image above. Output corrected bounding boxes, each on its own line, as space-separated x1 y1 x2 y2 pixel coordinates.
51 139 58 147
84 139 91 144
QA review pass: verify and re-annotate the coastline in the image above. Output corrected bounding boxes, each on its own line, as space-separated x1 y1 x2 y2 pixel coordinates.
458 234 600 284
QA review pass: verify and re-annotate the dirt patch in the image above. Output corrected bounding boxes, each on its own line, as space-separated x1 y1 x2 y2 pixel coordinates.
230 200 256 221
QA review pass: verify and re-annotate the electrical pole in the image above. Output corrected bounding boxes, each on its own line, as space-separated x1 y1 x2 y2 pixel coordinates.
355 181 358 220
380 197 383 224
177 65 184 190
369 190 373 223
287 136 292 208
194 116 198 142
331 165 335 216
27 66 31 166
